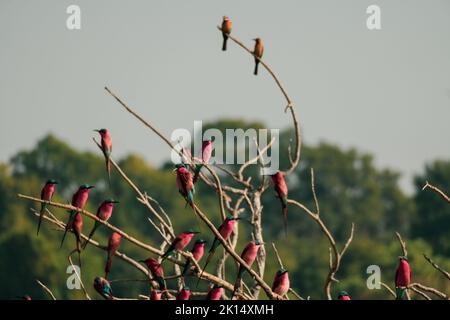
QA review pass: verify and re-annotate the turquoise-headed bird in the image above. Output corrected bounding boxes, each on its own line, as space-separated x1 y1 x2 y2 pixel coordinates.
94 129 112 183
60 184 94 248
161 230 199 262
94 277 113 300
82 198 119 249
175 163 195 206
181 239 207 276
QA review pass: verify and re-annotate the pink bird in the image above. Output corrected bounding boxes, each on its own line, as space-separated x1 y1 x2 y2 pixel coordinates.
37 179 58 235
161 230 199 262
95 129 112 183
197 215 240 286
177 287 191 300
206 285 223 300
60 184 94 248
338 291 351 300
395 256 411 300
175 164 195 206
193 140 212 183
150 289 162 300
140 257 166 290
83 198 119 249
271 172 288 236
105 232 122 278
272 269 290 297
232 240 262 297
182 239 207 276
94 277 113 300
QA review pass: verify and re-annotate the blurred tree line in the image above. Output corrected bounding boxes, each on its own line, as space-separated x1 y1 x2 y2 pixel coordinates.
0 120 448 299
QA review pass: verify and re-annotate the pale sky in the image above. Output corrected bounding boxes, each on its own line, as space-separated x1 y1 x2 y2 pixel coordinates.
1 0 449 193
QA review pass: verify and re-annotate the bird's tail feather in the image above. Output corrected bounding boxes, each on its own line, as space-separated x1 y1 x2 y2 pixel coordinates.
254 60 259 75
105 253 112 278
37 203 46 236
222 34 228 51
396 287 405 300
196 251 214 288
231 266 245 299
106 156 111 186
282 198 288 236
82 224 98 250
193 164 203 184
181 260 191 276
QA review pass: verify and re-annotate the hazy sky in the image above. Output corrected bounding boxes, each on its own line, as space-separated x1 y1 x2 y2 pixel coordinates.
1 0 449 193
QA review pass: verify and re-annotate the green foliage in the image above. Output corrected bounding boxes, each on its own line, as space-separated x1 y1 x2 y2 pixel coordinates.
0 128 448 300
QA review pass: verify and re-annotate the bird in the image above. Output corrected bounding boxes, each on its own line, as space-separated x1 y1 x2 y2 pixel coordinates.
94 129 112 183
253 38 264 75
197 215 240 286
175 163 195 206
395 256 411 300
272 269 290 297
181 239 207 276
206 284 223 300
82 198 119 249
140 257 166 290
37 179 58 235
105 232 122 278
150 289 162 300
193 139 212 183
94 277 113 300
177 286 191 300
232 240 262 297
271 172 288 235
161 230 199 262
60 184 94 248
338 291 351 300
221 16 233 51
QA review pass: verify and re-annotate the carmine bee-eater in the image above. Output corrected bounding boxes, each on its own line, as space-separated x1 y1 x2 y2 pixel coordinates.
395 256 411 300
272 269 290 297
253 38 264 75
72 212 83 254
94 277 113 300
83 198 119 249
175 163 195 206
140 257 166 290
193 140 212 183
197 215 240 286
338 291 351 300
182 239 207 276
37 179 58 235
232 240 262 297
94 129 112 183
206 284 223 300
221 16 232 51
105 232 122 278
271 171 288 236
161 230 199 262
150 289 162 300
60 184 94 248
177 286 191 300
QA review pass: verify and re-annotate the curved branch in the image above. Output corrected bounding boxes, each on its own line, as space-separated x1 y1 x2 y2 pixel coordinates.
422 181 450 203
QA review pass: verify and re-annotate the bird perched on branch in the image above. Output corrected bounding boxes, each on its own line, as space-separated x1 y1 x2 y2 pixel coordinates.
395 256 411 300
37 179 58 235
83 198 119 249
197 215 240 286
140 257 166 290
105 232 122 278
232 240 262 298
253 38 264 75
150 289 162 300
206 284 223 300
221 16 232 51
60 184 94 248
272 269 290 297
94 277 113 300
177 286 191 300
94 129 112 183
182 239 207 276
175 163 195 206
338 291 351 300
271 172 288 236
161 230 199 262
193 140 212 183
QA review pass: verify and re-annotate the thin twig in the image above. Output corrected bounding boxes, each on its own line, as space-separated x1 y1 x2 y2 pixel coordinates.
422 181 450 203
36 280 57 300
423 254 450 280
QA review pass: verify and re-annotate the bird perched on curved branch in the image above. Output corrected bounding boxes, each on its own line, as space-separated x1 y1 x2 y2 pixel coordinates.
272 268 290 297
253 38 264 75
161 230 199 262
105 232 122 278
232 240 262 298
94 277 113 300
395 256 411 300
94 129 113 183
83 198 119 249
181 239 207 276
193 140 212 183
271 172 288 235
37 179 58 235
221 16 232 51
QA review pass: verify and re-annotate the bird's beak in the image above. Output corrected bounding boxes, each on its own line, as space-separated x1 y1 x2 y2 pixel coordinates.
87 185 95 189
112 200 120 204
253 38 257 41
54 181 59 184
94 129 100 133
138 259 146 263
192 231 200 234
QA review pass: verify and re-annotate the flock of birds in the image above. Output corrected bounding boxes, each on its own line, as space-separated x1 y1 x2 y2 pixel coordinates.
27 16 412 300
